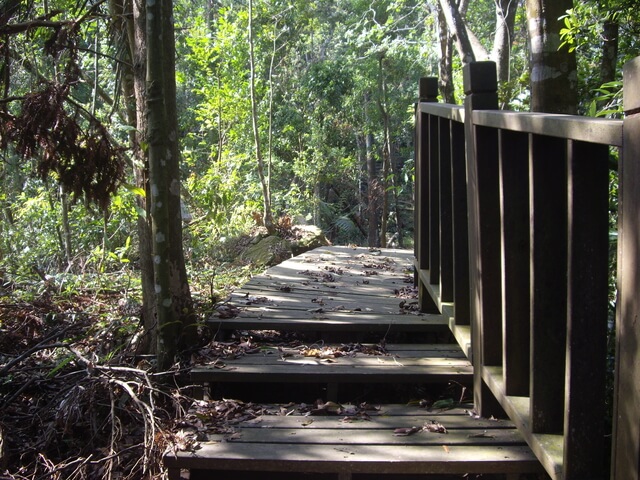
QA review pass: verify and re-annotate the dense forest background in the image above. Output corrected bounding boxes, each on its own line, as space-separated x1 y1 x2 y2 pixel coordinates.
0 0 638 478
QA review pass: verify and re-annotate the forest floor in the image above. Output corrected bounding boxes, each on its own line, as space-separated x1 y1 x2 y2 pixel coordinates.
0 274 321 479
0 226 344 479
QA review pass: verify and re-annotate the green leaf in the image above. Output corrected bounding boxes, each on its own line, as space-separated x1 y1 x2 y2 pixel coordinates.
124 184 146 197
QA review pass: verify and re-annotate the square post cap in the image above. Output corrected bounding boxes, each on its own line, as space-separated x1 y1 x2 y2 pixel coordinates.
463 62 498 95
419 77 439 102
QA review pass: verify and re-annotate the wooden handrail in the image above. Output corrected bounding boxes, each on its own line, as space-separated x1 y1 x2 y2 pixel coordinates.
414 56 640 480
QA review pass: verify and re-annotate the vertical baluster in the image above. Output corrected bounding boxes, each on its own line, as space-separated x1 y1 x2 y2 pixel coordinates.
563 140 609 477
499 130 530 396
529 134 567 434
439 117 454 302
429 113 440 286
451 119 470 325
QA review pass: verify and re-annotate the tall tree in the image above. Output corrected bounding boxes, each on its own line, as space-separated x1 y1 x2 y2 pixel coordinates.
248 0 276 234
526 0 578 113
146 0 194 368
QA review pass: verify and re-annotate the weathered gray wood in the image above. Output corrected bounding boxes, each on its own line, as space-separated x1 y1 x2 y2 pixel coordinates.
164 404 544 476
439 117 454 302
529 134 567 435
169 443 543 475
192 361 473 385
208 314 449 333
563 140 609 478
499 129 530 397
611 55 640 480
206 427 527 446
208 246 450 334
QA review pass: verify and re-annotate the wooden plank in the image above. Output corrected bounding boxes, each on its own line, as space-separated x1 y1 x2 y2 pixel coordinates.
529 134 567 434
208 246 450 333
499 129 530 397
167 443 543 475
205 428 527 446
207 315 449 333
192 363 473 384
167 403 542 475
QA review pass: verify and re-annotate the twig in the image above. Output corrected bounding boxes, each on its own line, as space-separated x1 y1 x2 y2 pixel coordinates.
0 323 73 376
33 454 92 480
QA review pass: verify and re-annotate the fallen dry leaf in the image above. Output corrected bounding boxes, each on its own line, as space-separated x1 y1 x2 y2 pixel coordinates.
393 426 421 436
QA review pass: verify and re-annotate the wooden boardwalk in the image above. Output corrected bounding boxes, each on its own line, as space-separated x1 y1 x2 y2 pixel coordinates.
165 246 544 478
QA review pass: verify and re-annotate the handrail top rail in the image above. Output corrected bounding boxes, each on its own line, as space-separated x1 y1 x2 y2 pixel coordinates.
473 110 623 147
419 102 465 122
419 100 623 147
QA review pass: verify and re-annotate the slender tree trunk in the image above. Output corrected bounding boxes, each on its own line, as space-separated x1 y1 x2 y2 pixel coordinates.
248 0 276 234
60 185 72 268
526 0 578 114
366 131 379 248
378 57 389 246
363 91 379 247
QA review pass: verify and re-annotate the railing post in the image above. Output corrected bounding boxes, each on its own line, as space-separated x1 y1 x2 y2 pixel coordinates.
463 62 503 416
415 77 438 312
612 55 640 480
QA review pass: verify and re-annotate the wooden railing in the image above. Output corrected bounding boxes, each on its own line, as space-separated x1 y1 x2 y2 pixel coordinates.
414 57 640 480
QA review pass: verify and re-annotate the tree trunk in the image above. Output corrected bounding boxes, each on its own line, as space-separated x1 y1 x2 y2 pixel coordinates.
526 0 578 114
599 19 619 86
438 0 476 64
162 0 197 349
60 185 72 269
248 0 276 235
492 0 518 87
378 56 389 246
110 0 156 354
437 3 455 103
366 131 379 248
146 0 194 369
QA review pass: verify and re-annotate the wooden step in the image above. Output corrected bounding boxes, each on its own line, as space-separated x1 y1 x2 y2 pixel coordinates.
192 343 473 402
164 403 545 479
208 246 449 335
